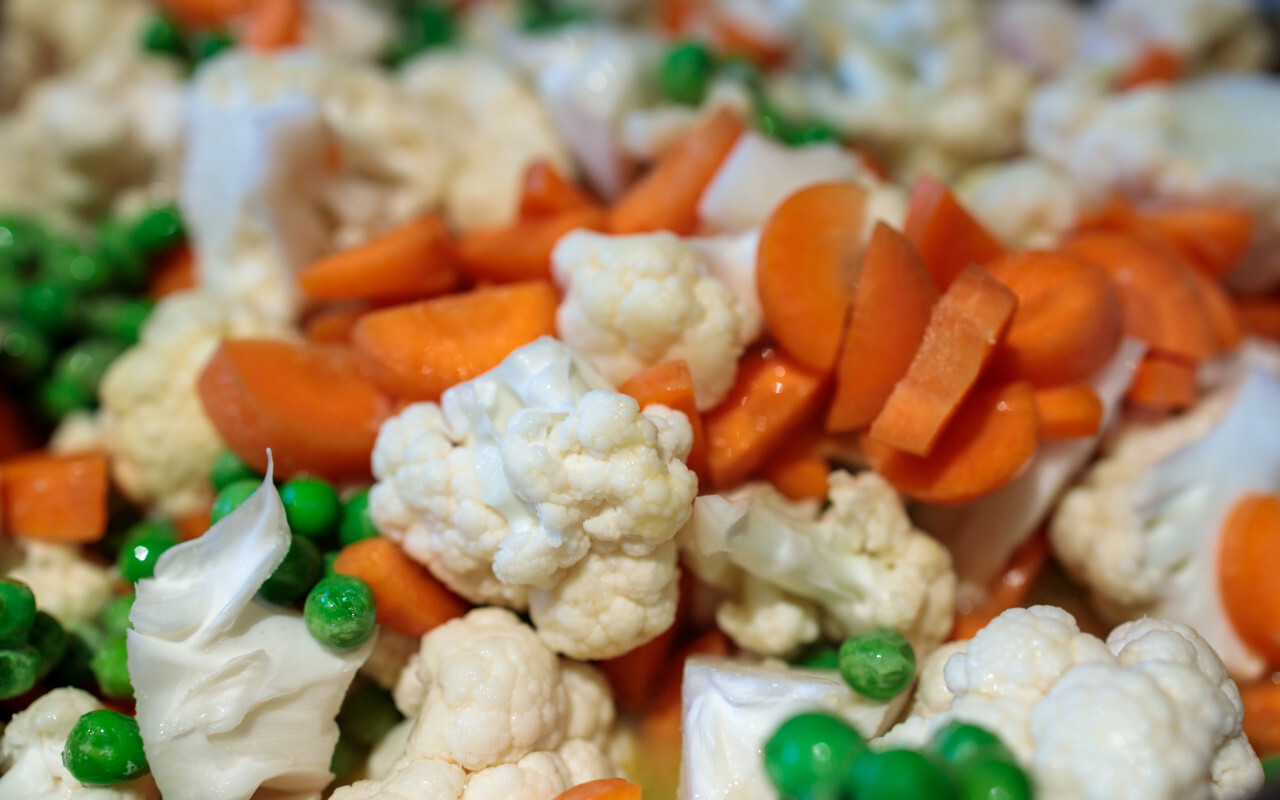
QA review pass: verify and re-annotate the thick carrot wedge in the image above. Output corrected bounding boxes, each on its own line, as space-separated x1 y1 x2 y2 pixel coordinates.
519 160 596 219
1125 352 1197 411
827 222 937 431
1237 296 1280 340
148 245 196 299
455 206 608 284
334 537 469 637
1116 45 1184 91
617 360 709 485
703 348 828 491
159 0 252 26
862 381 1040 506
757 183 869 372
951 532 1050 641
245 0 305 50
760 443 830 502
1034 384 1104 440
985 251 1123 386
198 339 395 480
176 504 213 541
353 281 558 401
303 306 368 344
552 779 643 800
1187 267 1244 351
0 452 109 543
1218 494 1280 664
610 107 745 235
868 265 1018 457
298 216 460 303
904 175 1006 290
1140 207 1254 279
1241 680 1280 757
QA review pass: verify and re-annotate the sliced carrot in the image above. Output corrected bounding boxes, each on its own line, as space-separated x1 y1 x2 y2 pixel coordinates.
1074 194 1141 233
158 0 252 26
333 537 470 637
1065 231 1217 362
827 222 937 432
757 183 869 372
244 0 305 50
198 339 395 481
552 779 643 800
303 306 368 344
298 216 460 303
610 107 745 235
1187 267 1244 351
455 206 608 284
1116 45 1185 92
148 245 196 299
1139 206 1254 279
643 629 733 745
352 281 558 401
617 360 709 486
983 250 1123 386
703 348 828 491
904 175 1006 290
706 6 789 67
863 381 1040 506
175 504 213 541
1033 384 1104 440
1241 680 1280 757
760 441 830 502
1237 296 1280 340
658 0 697 33
519 160 596 219
0 452 109 543
1125 351 1197 411
951 532 1050 641
1219 493 1280 665
597 623 681 715
868 266 1018 457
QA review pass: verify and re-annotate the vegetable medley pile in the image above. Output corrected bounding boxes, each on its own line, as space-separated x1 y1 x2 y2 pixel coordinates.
6 0 1280 799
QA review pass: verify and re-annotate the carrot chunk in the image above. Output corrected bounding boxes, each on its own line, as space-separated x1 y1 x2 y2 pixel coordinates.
1219 493 1280 665
297 216 460 303
904 175 1006 290
333 537 469 637
951 532 1050 641
0 452 109 543
245 0 305 50
1139 206 1254 279
760 444 831 502
552 779 643 800
1242 680 1280 757
455 206 608 284
1033 384 1104 440
1116 45 1185 91
1237 296 1280 341
1125 351 1197 411
519 160 596 219
303 306 368 345
617 360 709 485
1187 267 1244 351
148 245 196 299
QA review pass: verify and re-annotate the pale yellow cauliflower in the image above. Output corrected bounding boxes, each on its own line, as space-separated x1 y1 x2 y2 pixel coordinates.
1 541 113 631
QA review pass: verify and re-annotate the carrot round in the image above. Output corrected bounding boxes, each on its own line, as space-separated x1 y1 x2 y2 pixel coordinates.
1219 493 1280 665
827 222 937 432
455 206 607 284
552 779 643 800
1125 351 1197 411
1241 680 1280 757
904 175 1006 290
757 182 869 372
1033 384 1104 440
1116 45 1185 91
333 537 469 637
297 216 460 303
148 245 196 299
610 107 745 235
868 265 1018 457
303 306 368 344
951 532 1049 641
0 452 109 543
617 360 709 485
862 381 1040 506
985 250 1123 386
519 160 596 219
244 0 305 50
1139 206 1254 279
1237 296 1280 341
352 281 558 401
198 339 395 481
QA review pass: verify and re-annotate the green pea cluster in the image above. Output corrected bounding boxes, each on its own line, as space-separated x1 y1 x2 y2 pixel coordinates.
329 682 406 785
520 0 592 32
385 2 457 68
62 709 150 786
0 579 67 700
140 12 236 68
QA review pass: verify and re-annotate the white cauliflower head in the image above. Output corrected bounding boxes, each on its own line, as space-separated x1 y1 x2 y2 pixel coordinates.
957 157 1081 249
370 337 697 659
680 470 956 658
882 606 1263 800
1 541 113 631
552 230 758 411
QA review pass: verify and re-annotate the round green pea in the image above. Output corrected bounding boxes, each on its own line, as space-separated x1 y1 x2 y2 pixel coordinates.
847 749 958 800
30 611 67 680
100 594 136 637
763 712 867 800
0 579 37 648
1264 754 1280 787
956 758 1033 800
90 634 133 700
209 450 261 491
304 574 376 650
787 122 839 146
338 489 378 545
51 338 125 400
338 683 404 747
323 551 340 577
280 477 341 540
128 205 185 255
19 281 76 338
117 522 179 583
38 375 93 420
0 645 40 699
0 319 52 380
94 220 147 291
659 41 717 106
0 215 43 268
928 721 1015 768
754 104 794 141
41 239 111 296
795 644 840 671
84 296 153 345
330 734 363 780
141 13 187 58
406 4 455 48
190 30 235 63
259 535 323 605
0 266 25 314
520 0 590 32
211 479 261 525
62 709 150 786
838 628 916 702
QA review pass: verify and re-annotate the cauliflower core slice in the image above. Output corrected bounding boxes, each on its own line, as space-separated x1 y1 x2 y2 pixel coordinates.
371 337 697 659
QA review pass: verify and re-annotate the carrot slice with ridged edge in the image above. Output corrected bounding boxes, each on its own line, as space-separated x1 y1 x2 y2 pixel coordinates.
0 452 109 543
456 206 608 284
519 160 596 219
904 175 1006 290
333 537 469 637
617 360 709 486
297 216 460 303
1218 493 1280 665
1034 384 1104 440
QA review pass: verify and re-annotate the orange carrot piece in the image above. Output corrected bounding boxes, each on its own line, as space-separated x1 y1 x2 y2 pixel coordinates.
455 206 608 284
0 452 109 543
353 281 558 401
904 175 1006 290
757 183 869 372
1187 267 1244 351
703 348 828 491
868 266 1018 457
1065 231 1217 362
1219 494 1280 664
198 339 395 481
760 446 830 502
984 250 1123 386
519 160 596 219
643 629 733 745
617 360 709 486
176 505 213 541
1116 45 1185 92
552 779 643 800
333 537 469 637
951 532 1050 641
158 0 252 26
610 107 745 235
298 216 460 303
1237 296 1280 341
597 624 681 715
827 222 937 432
1125 352 1197 411
303 306 368 344
1139 207 1254 279
863 381 1040 506
1241 680 1280 757
244 0 305 50
148 245 196 299
1033 384 1104 440
706 6 789 67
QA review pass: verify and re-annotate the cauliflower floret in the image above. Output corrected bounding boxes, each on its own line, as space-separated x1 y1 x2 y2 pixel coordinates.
552 231 758 410
97 291 289 518
1092 0 1271 74
0 688 159 799
302 0 397 61
680 470 956 658
2 541 113 631
1049 366 1280 680
957 157 1081 249
883 606 1263 800
370 337 696 659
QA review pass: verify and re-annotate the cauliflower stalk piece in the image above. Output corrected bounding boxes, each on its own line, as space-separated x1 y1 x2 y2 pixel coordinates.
0 688 159 799
127 463 372 800
370 337 697 659
1 541 113 632
883 606 1263 800
333 608 618 800
1050 367 1280 680
679 470 956 658
552 231 759 411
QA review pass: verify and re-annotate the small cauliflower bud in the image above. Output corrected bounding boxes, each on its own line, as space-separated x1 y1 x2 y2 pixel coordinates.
3 541 113 630
552 230 757 411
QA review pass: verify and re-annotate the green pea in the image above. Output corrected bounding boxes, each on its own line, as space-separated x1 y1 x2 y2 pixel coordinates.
128 204 185 256
338 683 404 747
0 266 25 314
754 104 794 142
281 477 341 540
0 646 40 700
30 611 67 680
847 749 958 800
41 239 111 296
956 758 1033 800
838 628 916 702
211 479 261 525
388 2 455 65
141 13 188 58
259 535 323 606
62 709 150 786
660 41 718 106
928 721 1016 768
0 319 52 380
1264 754 1280 787
39 375 94 420
0 578 37 647
0 215 45 270
100 594 136 637
329 734 363 781
51 338 125 400
323 551 340 577
90 634 133 700
338 488 377 546
209 450 261 492
304 574 376 650
84 296 152 345
19 281 76 338
794 644 840 670
787 122 839 146
520 0 590 31
94 220 147 291
49 631 97 691
190 30 235 63
117 522 179 583
763 712 866 800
